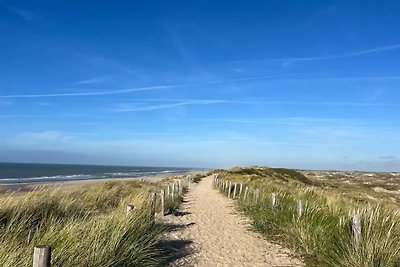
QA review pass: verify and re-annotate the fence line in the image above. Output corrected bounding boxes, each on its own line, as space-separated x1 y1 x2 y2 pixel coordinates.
31 174 197 267
214 177 362 250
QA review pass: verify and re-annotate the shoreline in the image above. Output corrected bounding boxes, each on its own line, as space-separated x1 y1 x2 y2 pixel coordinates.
0 171 203 195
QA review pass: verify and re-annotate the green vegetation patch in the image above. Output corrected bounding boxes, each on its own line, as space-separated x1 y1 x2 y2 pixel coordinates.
0 180 170 267
217 167 400 267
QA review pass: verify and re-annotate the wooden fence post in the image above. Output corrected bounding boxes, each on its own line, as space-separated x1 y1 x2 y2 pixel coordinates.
244 187 249 201
126 205 134 216
171 183 175 201
239 184 243 198
178 180 183 196
228 181 232 198
160 189 165 216
271 193 276 207
233 183 238 199
174 181 178 197
296 200 303 217
352 213 361 249
33 245 51 267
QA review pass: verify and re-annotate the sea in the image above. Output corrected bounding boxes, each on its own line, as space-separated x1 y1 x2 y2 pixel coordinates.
0 162 198 184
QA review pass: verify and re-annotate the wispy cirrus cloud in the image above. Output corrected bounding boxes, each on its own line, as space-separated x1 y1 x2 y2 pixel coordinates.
228 99 400 107
70 76 108 85
236 43 400 63
0 85 169 98
0 75 279 99
114 100 227 112
3 73 400 99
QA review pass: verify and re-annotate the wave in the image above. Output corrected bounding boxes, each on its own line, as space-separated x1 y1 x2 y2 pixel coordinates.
0 174 94 183
0 169 191 184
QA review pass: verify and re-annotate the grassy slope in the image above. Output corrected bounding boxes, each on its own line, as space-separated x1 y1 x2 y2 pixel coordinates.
0 179 176 267
218 167 400 267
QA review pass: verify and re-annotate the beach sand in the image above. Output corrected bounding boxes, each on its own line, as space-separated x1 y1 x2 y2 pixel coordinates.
0 172 200 195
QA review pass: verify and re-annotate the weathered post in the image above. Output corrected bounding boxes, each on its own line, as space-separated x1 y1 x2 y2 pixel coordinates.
160 189 165 216
167 185 171 201
228 181 232 198
271 193 276 207
233 183 238 199
296 200 303 217
244 187 249 201
174 181 179 197
33 245 51 267
239 183 243 198
352 213 361 249
126 205 134 216
178 180 183 196
171 183 175 201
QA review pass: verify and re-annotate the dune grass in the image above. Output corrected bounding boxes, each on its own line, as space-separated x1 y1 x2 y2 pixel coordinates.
0 179 178 267
217 167 400 267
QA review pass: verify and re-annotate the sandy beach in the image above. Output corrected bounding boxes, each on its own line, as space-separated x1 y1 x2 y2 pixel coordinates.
0 171 201 195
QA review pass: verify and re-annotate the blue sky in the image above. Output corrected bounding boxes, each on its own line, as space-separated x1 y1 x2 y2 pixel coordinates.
1 0 400 171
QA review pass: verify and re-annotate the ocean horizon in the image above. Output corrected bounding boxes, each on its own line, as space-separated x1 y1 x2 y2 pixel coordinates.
0 162 201 184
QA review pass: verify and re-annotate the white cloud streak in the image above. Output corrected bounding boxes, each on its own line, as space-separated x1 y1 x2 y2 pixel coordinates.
2 74 400 100
236 43 400 63
0 85 169 98
70 77 108 85
234 100 400 107
0 75 278 99
114 100 227 112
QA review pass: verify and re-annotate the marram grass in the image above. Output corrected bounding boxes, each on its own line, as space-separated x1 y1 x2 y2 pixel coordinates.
219 167 400 267
0 180 169 267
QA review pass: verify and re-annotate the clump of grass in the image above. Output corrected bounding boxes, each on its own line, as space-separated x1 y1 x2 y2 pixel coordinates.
191 173 208 183
0 180 172 267
218 167 400 267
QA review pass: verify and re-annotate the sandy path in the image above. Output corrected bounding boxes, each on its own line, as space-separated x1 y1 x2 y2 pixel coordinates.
163 175 304 266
